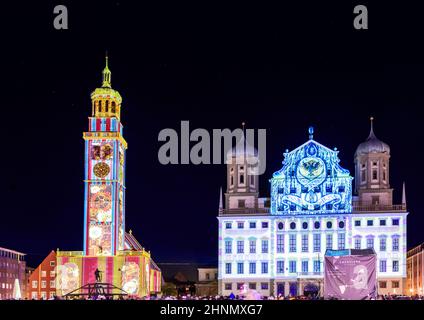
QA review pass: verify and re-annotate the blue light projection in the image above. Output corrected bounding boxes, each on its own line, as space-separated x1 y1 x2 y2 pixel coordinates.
270 128 353 215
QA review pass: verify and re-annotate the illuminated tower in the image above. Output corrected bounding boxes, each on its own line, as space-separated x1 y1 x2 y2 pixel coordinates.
83 56 127 256
354 117 392 205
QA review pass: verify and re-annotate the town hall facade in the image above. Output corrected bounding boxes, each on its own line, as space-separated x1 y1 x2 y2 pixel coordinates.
218 120 408 297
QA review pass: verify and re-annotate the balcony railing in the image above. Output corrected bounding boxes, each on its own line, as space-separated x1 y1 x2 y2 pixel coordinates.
221 207 270 215
56 251 84 257
352 203 406 213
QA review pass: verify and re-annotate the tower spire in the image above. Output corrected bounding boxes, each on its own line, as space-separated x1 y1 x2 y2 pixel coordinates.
368 116 376 139
219 186 223 214
102 53 112 88
402 181 407 207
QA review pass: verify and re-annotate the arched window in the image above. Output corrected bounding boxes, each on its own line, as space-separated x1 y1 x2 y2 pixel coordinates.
111 101 116 113
105 100 109 112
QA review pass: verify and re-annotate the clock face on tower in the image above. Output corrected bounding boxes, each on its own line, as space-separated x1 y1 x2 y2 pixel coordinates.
93 162 110 178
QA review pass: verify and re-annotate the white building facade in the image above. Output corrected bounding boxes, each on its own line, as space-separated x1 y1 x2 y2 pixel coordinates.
218 121 408 297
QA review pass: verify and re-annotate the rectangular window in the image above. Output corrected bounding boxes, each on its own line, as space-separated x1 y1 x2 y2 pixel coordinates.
249 240 256 254
355 220 361 227
50 271 55 278
262 222 269 228
262 240 269 253
41 280 46 289
225 240 232 254
225 263 232 274
313 260 321 273
380 220 386 226
313 234 321 252
225 222 232 229
380 260 387 273
392 237 399 251
277 234 284 253
379 281 387 289
289 261 297 273
277 260 284 274
249 262 256 274
393 260 399 272
338 233 345 250
392 281 400 288
367 220 374 226
380 238 386 252
261 283 269 290
41 271 47 278
367 237 374 249
31 292 37 299
237 263 244 274
261 262 268 274
32 281 37 289
49 261 55 267
225 283 232 290
249 283 257 290
237 241 244 254
372 170 378 180
237 283 244 290
238 199 245 207
355 238 361 250
326 234 333 250
289 234 297 253
302 234 309 252
249 222 256 229
371 196 380 205
361 170 366 182
237 222 244 229
392 219 400 226
50 281 55 288
302 261 308 273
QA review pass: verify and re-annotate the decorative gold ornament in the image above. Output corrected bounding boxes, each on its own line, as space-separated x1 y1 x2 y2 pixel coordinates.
93 162 110 178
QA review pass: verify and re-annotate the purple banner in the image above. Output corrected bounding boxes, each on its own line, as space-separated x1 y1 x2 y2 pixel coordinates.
324 254 377 300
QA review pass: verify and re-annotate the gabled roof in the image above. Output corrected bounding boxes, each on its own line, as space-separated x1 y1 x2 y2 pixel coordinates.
124 232 144 251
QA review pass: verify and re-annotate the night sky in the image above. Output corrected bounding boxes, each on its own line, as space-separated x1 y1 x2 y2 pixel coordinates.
1 1 424 267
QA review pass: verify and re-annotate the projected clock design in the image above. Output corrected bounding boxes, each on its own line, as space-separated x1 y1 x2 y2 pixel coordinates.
93 162 110 178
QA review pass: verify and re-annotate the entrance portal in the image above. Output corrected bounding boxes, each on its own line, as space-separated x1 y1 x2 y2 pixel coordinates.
304 282 319 297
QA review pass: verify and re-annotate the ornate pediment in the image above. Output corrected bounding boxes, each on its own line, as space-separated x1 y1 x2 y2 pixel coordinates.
270 138 353 215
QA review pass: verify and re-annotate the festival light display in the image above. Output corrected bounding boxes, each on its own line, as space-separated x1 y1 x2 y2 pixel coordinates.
270 127 353 215
55 57 161 298
83 58 126 256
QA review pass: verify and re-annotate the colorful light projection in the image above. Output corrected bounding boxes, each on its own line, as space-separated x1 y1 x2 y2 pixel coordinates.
56 262 80 296
121 262 140 295
56 252 155 298
84 138 126 255
270 129 353 215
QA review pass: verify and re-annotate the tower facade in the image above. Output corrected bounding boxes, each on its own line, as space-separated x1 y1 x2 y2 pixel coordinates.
354 117 392 206
55 58 161 299
224 138 260 213
83 57 127 256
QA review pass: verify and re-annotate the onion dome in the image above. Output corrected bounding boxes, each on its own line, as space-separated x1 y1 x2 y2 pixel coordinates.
355 117 390 156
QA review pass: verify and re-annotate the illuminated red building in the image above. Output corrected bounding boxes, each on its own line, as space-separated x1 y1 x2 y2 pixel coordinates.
27 251 57 300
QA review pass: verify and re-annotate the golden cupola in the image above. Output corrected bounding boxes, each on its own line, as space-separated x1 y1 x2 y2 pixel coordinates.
90 55 123 120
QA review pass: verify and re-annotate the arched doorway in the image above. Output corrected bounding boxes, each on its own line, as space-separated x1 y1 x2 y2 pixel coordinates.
303 282 319 297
